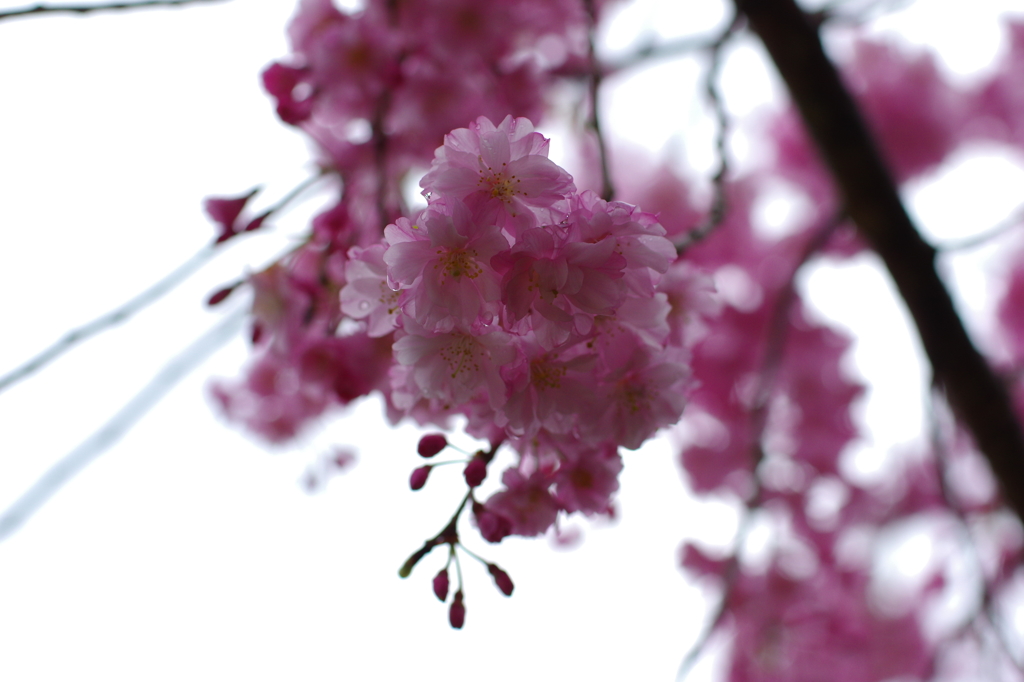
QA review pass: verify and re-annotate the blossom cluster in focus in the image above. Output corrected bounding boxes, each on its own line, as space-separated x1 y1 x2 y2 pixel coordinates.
342 115 707 539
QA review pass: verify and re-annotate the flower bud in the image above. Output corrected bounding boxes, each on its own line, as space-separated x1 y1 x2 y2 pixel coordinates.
463 457 487 487
206 285 237 306
473 502 512 544
449 590 466 629
417 433 448 458
245 211 269 232
486 563 514 596
432 568 450 602
409 465 432 491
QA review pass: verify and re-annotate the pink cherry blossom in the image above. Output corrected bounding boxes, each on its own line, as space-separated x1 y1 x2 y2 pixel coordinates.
383 201 509 332
340 243 405 337
581 339 691 450
553 443 622 515
420 115 575 231
391 321 514 410
499 336 599 437
483 468 560 537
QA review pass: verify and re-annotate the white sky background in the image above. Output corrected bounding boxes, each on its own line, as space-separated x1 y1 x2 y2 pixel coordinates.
1 0 1023 680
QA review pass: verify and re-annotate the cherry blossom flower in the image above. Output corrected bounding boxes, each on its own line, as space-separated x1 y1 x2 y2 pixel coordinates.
553 443 623 515
383 201 508 332
392 321 514 410
420 115 575 231
340 243 405 337
483 468 560 537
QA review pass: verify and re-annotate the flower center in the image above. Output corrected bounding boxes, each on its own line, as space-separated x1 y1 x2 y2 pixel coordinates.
435 248 482 283
477 162 522 205
530 357 566 390
378 280 401 314
439 334 482 379
619 380 651 415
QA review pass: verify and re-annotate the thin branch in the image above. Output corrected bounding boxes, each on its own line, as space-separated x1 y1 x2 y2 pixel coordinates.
816 0 919 26
0 0 225 22
369 80 398 231
677 214 844 681
928 392 1024 676
937 204 1024 253
0 171 327 395
0 306 246 544
675 508 753 682
583 0 614 202
398 441 504 579
0 244 215 394
605 32 727 75
675 14 742 253
269 168 331 216
733 0 1024 526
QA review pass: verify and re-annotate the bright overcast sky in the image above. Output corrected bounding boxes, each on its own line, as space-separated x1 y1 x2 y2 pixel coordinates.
1 0 1023 680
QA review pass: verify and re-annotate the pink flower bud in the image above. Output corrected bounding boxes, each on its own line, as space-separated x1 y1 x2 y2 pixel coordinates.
464 457 487 487
449 590 466 629
206 285 236 306
417 433 448 458
245 211 269 232
204 187 259 245
409 465 432 491
487 563 514 596
432 568 449 602
331 448 357 471
473 502 512 544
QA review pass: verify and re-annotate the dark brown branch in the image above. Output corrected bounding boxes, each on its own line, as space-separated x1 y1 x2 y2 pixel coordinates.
732 0 1024 523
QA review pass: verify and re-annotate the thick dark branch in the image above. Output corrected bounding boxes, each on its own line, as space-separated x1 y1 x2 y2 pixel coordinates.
0 0 223 22
732 0 1024 522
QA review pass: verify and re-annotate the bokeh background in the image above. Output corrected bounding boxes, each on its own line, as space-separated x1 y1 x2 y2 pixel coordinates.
2 0 1023 679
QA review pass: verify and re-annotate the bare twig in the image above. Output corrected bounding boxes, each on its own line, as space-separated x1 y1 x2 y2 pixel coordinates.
605 32 726 75
0 306 246 544
583 0 614 202
675 14 742 253
937 204 1024 253
677 214 844 681
0 244 215 394
815 0 919 26
0 171 327 396
927 393 1024 676
0 0 225 22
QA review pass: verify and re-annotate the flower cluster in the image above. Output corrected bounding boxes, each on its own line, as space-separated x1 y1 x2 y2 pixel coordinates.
261 0 600 245
342 115 704 539
206 0 1024 668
